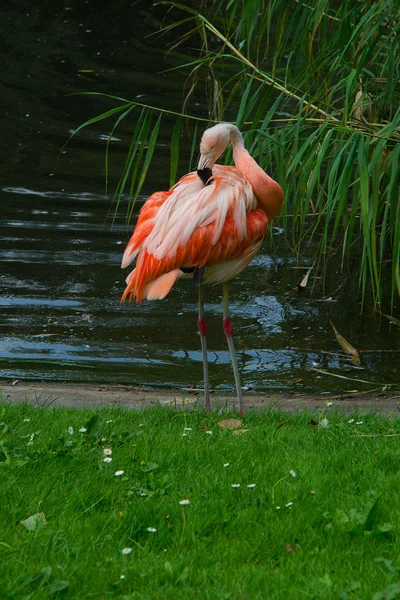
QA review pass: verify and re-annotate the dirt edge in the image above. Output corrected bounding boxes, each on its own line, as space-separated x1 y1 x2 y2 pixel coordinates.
1 381 400 414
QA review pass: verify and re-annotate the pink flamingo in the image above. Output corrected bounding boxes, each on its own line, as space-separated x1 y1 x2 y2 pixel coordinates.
121 123 284 413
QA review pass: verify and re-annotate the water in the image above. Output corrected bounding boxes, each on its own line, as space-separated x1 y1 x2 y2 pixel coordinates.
1 1 399 395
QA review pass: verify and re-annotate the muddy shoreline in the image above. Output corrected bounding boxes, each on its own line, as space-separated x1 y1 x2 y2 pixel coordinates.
1 381 399 414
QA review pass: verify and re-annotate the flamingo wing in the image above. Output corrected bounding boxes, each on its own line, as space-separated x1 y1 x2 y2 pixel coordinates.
121 166 269 303
121 191 171 269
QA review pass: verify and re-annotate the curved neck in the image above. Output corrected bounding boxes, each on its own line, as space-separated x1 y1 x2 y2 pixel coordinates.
231 136 284 223
229 125 245 150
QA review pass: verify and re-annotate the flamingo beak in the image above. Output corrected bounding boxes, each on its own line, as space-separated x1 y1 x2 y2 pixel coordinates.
197 153 212 170
197 152 214 185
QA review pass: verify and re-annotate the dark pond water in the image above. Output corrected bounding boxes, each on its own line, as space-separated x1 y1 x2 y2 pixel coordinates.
1 1 399 395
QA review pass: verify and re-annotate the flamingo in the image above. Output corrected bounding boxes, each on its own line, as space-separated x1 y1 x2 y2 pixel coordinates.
121 122 284 413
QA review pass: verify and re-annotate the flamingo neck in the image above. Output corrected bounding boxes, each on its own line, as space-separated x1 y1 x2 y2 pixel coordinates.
231 135 284 223
229 126 245 149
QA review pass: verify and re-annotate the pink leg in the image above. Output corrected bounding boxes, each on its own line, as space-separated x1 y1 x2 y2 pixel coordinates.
198 286 211 412
222 283 245 415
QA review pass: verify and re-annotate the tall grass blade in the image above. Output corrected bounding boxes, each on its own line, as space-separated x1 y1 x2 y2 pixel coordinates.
131 114 162 210
170 118 181 187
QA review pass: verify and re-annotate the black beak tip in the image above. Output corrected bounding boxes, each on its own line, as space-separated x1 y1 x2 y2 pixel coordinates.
197 167 213 186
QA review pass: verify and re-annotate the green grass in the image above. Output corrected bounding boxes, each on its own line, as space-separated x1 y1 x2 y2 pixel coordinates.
2 403 400 599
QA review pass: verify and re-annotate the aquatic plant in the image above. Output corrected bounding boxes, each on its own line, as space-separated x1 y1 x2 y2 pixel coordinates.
76 0 400 305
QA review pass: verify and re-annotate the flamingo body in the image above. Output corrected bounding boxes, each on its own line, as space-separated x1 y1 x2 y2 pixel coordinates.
121 122 284 412
122 165 269 303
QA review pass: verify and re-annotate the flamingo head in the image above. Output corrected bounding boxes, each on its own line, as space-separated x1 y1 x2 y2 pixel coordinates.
197 122 241 170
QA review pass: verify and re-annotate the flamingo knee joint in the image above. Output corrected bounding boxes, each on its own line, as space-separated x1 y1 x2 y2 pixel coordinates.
223 317 233 338
198 318 208 337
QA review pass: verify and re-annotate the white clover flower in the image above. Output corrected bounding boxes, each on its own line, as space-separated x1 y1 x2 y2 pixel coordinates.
205 430 213 435
231 484 241 488
182 433 188 437
120 575 125 579
79 427 87 433
290 470 297 478
325 401 333 407
23 418 31 422
103 457 112 463
247 483 256 488
286 501 293 507
318 418 329 428
103 448 112 456
348 419 355 424
121 547 132 555
356 421 364 425
68 427 74 435
147 527 157 533
106 420 113 424
276 506 281 510
223 463 230 468
115 470 124 477
179 499 190 505
184 427 192 431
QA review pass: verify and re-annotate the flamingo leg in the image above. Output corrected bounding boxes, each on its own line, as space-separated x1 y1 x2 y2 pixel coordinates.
222 282 245 415
198 285 211 412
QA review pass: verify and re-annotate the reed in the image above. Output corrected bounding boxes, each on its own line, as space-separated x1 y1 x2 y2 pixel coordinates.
74 0 400 305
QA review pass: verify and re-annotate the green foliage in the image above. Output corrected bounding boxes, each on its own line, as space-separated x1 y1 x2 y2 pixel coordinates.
73 0 400 305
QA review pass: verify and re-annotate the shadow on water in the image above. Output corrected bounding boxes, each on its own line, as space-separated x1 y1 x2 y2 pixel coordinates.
1 1 399 395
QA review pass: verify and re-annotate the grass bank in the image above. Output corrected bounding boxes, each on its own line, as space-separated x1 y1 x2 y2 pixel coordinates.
1 403 400 599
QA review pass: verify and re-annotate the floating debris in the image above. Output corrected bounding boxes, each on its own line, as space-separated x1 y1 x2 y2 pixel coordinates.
330 321 361 365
